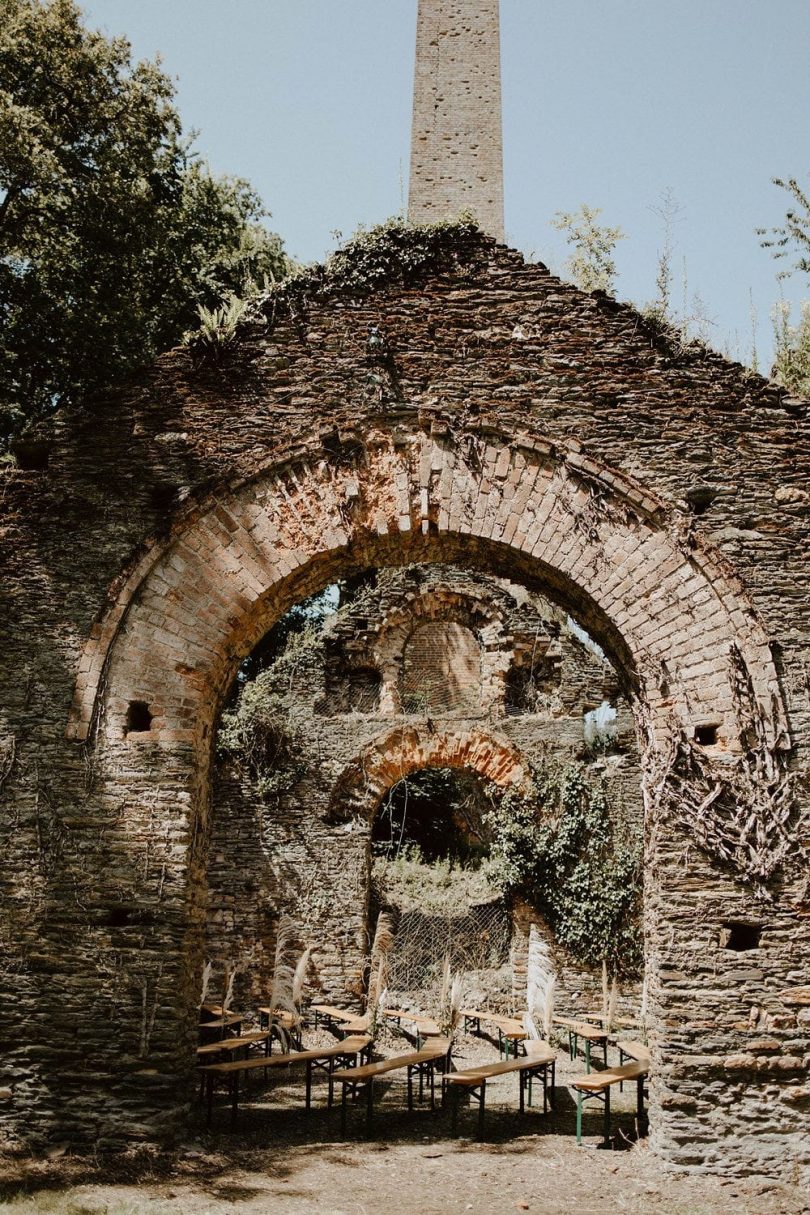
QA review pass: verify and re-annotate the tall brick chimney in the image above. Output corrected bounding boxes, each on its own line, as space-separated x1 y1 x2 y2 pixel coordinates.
408 0 505 242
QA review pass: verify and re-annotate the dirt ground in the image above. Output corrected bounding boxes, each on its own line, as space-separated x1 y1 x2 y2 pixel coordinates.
2 1030 808 1215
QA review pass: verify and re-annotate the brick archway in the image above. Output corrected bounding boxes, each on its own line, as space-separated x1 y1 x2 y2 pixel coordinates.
55 417 797 1167
69 421 785 756
327 723 528 821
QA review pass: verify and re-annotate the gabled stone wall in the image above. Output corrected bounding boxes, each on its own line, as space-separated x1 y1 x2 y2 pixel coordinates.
0 232 806 1178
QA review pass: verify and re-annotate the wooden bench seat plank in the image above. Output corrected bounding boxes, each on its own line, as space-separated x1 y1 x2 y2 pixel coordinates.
199 1034 371 1074
332 1037 451 1084
610 1039 650 1063
197 1031 270 1057
571 1060 648 1092
444 1043 555 1085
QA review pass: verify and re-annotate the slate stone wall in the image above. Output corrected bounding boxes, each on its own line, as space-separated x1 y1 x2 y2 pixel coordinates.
0 235 806 1178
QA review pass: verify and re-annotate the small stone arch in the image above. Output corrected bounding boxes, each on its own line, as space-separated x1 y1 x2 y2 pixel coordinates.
370 585 510 714
326 723 529 822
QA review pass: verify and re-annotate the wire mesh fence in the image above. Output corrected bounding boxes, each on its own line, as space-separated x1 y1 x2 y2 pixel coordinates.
384 898 511 994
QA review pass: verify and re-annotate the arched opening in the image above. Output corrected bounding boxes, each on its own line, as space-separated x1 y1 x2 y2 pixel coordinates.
400 621 482 714
64 423 789 1158
370 766 510 999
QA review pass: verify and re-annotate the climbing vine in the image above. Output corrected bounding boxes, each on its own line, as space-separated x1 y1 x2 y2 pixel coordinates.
484 762 643 976
217 626 324 799
185 215 487 359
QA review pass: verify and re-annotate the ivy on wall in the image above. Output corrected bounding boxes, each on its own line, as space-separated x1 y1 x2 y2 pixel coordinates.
484 762 643 976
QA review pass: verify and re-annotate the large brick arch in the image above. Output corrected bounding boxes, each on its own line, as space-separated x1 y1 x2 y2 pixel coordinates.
327 724 528 821
69 421 785 758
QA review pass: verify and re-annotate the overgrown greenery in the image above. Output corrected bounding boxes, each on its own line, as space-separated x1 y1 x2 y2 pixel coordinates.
0 0 289 445
771 299 810 398
185 213 487 359
372 847 500 915
551 204 625 295
485 762 643 976
217 627 324 798
759 175 810 279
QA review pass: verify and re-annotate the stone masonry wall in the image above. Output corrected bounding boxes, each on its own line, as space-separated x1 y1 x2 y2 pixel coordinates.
0 234 806 1178
205 565 640 1012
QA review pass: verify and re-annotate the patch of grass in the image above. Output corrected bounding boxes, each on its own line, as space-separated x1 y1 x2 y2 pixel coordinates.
373 850 500 914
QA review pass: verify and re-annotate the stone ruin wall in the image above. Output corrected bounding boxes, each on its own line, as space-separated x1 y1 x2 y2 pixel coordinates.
205 564 643 1012
0 235 806 1179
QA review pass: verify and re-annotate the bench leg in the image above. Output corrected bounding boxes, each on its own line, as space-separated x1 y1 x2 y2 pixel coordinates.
636 1074 646 1138
477 1083 486 1141
305 1059 312 1112
576 1090 583 1145
602 1084 611 1146
206 1074 214 1126
528 1071 532 1108
551 1059 556 1108
407 1066 414 1111
430 1063 436 1111
230 1072 239 1129
365 1080 373 1133
585 1039 591 1073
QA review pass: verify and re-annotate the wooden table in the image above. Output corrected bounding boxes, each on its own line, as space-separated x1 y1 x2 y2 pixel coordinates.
552 1017 608 1071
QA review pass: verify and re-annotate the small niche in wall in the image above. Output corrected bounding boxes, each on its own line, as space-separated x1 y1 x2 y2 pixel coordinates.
694 723 719 746
125 700 153 735
720 921 761 951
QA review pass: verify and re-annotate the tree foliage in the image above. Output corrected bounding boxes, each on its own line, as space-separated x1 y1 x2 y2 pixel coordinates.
759 175 810 280
0 0 289 444
771 300 810 399
551 204 625 295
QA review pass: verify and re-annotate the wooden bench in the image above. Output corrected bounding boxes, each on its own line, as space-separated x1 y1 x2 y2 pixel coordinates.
570 1060 649 1145
198 1013 244 1042
584 1011 641 1029
609 1039 650 1087
257 1006 303 1050
331 1037 452 1134
442 1041 556 1138
611 1039 649 1064
311 1003 357 1029
460 1009 529 1057
382 1008 442 1045
196 1031 270 1060
198 1034 371 1126
552 1016 608 1071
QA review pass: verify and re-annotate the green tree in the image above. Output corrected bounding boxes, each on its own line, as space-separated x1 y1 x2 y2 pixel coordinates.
0 0 289 446
759 177 810 396
551 204 625 295
759 175 810 278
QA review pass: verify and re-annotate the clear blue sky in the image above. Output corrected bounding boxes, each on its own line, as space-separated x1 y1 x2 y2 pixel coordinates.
82 0 809 368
